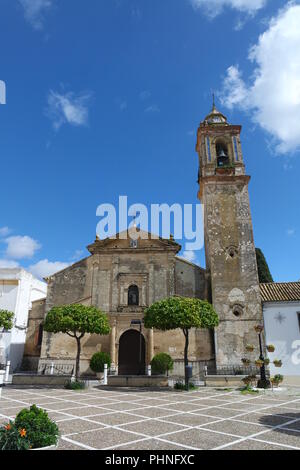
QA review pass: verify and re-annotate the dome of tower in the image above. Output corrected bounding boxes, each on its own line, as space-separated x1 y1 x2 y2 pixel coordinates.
203 102 228 125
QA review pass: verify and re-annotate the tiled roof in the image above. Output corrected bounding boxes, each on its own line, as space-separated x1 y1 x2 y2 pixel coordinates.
260 282 300 302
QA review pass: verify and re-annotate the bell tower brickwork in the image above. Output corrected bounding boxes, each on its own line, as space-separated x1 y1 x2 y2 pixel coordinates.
196 104 263 366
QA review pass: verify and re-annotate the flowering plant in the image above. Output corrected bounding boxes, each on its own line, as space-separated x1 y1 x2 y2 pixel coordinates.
0 422 30 450
0 405 59 450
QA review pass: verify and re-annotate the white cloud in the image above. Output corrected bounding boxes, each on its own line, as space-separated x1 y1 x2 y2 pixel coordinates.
0 259 20 269
19 0 53 30
181 250 197 263
28 259 70 279
145 104 160 113
47 90 91 130
0 227 12 237
5 236 41 259
220 3 300 154
286 228 296 237
190 0 267 18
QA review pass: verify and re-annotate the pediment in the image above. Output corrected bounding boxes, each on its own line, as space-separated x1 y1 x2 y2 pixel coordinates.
87 229 181 254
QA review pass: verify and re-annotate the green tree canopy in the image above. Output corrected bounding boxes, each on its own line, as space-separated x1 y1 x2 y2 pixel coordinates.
144 297 219 387
256 248 273 283
144 297 219 331
44 304 111 379
0 310 14 330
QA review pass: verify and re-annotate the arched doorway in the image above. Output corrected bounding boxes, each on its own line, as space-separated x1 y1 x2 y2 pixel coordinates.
118 330 145 375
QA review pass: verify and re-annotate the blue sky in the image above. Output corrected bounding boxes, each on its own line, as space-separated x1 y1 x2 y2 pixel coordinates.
0 0 299 282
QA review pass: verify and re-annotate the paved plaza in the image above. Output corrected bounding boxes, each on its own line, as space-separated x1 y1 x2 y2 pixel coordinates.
1 385 300 450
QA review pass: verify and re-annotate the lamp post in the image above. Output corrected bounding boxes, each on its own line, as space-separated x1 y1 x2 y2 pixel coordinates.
255 325 271 389
130 319 144 375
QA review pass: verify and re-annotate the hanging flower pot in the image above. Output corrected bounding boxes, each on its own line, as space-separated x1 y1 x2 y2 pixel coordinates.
255 359 264 368
242 358 251 365
267 345 275 353
246 344 254 352
254 325 264 333
264 358 270 366
273 360 282 368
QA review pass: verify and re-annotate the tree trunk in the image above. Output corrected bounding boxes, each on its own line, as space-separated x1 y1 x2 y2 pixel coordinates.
75 336 81 380
183 329 189 389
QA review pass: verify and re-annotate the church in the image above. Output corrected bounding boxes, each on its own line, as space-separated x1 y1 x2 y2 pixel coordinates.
24 104 264 377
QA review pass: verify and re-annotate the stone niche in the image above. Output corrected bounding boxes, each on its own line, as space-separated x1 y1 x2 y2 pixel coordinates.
118 273 148 308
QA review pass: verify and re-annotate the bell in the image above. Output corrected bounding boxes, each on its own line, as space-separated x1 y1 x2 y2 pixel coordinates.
218 148 227 158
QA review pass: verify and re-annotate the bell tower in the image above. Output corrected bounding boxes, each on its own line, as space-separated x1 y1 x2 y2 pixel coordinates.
196 101 262 366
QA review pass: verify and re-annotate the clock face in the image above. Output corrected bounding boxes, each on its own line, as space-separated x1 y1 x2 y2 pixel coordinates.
212 117 222 123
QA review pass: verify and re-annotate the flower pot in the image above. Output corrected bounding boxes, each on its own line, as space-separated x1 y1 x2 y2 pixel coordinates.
254 325 264 333
274 363 282 368
31 444 57 451
96 372 104 380
246 345 254 352
267 345 275 353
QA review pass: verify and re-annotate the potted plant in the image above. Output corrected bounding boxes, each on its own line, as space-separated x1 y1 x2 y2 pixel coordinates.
266 345 275 353
246 344 254 352
264 358 270 366
274 374 284 385
150 353 174 376
255 359 264 368
254 325 264 333
90 351 111 379
273 359 282 368
0 405 59 450
241 358 251 365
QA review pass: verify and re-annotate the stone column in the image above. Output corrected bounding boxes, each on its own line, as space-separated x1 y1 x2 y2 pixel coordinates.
148 328 154 363
110 321 117 366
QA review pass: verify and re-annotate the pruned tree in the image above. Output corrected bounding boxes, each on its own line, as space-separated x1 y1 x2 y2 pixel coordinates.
256 248 273 283
0 310 14 331
144 297 219 388
44 304 111 380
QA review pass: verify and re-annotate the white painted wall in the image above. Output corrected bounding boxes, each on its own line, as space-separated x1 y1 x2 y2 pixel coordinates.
0 269 47 372
263 301 300 379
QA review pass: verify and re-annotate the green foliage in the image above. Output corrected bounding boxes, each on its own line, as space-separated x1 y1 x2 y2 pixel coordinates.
13 405 59 449
144 297 219 331
174 381 197 391
150 353 174 375
274 374 284 383
256 248 274 283
0 422 31 450
44 304 111 337
240 385 259 395
64 380 85 390
0 310 14 330
90 352 111 373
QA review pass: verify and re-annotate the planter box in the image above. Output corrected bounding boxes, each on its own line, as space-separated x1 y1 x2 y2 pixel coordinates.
12 374 70 386
205 375 250 387
107 375 168 387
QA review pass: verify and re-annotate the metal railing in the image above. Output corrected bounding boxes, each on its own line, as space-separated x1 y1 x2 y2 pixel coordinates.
38 362 74 377
205 364 267 377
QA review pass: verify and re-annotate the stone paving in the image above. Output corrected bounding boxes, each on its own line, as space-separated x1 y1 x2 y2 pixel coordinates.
0 385 300 450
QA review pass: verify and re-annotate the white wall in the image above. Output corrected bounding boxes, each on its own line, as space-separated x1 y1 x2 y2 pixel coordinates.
0 269 47 372
263 301 300 378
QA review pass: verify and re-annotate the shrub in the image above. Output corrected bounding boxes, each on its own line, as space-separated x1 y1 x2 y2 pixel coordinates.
151 353 174 375
274 374 284 384
90 352 111 373
64 380 85 390
14 405 59 449
0 422 31 451
174 381 196 391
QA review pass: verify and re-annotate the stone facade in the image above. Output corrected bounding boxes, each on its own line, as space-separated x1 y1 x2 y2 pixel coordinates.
33 231 214 375
196 105 263 365
24 104 263 375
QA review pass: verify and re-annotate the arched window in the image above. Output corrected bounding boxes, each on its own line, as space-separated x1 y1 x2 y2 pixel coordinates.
216 142 230 167
128 285 139 306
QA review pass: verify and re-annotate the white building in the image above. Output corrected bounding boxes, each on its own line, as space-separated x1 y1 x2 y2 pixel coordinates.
0 268 47 372
261 282 300 386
